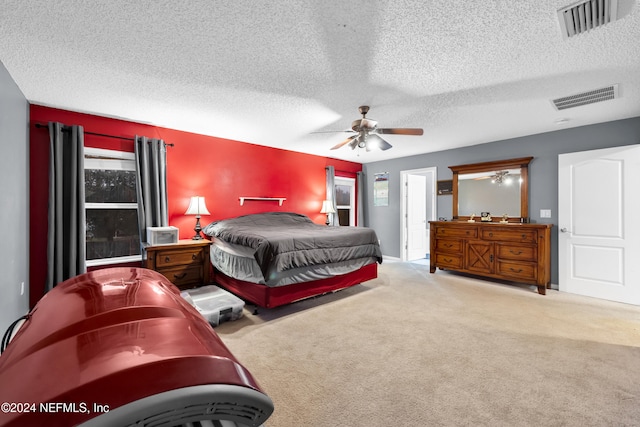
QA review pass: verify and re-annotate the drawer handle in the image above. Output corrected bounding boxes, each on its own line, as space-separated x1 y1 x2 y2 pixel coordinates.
192 254 197 260
173 272 187 279
489 232 493 237
510 250 523 255
444 258 452 263
165 256 171 262
444 243 453 248
521 234 526 239
509 268 523 273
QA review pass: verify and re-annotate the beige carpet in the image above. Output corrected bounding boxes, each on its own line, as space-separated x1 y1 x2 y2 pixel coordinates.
215 260 640 427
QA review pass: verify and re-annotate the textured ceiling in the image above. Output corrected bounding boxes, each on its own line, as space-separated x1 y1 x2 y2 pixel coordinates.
1 0 639 163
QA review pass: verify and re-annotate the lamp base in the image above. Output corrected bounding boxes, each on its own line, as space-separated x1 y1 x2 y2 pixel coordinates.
192 215 203 240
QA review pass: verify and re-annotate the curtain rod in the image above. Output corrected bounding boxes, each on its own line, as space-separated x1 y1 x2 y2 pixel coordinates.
34 123 174 147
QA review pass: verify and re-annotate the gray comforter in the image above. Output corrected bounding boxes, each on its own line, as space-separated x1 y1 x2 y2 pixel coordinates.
202 212 382 278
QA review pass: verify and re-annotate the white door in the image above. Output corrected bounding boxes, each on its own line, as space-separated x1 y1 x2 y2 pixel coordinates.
558 144 640 305
407 174 428 260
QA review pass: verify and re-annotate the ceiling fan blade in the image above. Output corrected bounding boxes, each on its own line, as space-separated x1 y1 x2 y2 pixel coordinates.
377 128 424 136
368 134 393 151
311 130 355 134
330 135 358 150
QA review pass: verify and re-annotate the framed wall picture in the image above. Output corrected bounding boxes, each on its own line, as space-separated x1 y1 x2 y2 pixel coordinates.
374 172 389 206
437 180 453 195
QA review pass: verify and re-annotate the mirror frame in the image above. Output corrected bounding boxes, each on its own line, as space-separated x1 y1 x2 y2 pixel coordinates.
450 157 533 223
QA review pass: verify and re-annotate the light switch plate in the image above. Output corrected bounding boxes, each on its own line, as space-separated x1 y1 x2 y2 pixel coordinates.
540 209 551 218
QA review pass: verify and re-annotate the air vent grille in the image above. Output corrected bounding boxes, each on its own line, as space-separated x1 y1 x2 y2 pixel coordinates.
552 85 618 110
558 0 618 39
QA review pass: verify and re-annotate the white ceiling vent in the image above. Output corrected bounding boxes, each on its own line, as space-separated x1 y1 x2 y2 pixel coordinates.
552 84 619 110
558 0 618 39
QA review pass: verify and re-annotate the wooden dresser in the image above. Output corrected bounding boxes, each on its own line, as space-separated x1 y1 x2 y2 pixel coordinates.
429 221 552 294
144 239 212 290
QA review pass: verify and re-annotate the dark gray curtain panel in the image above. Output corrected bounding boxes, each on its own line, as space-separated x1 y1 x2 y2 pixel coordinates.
135 136 168 248
46 122 86 291
325 165 338 226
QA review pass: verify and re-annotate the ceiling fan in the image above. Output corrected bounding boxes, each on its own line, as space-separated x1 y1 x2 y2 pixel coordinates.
474 170 511 184
328 106 423 151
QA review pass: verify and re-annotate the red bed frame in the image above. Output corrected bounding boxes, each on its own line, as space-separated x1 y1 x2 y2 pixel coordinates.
212 262 378 309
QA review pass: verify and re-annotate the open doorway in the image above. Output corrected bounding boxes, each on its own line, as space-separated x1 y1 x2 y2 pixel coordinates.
400 167 437 262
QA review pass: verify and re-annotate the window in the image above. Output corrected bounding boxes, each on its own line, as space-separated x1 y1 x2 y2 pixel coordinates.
84 148 141 267
335 177 355 226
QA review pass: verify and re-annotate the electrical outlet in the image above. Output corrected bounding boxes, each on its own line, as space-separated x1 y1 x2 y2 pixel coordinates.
540 209 551 218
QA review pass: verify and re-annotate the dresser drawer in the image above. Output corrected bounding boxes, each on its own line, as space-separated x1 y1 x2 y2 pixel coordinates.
435 238 462 253
155 248 203 268
158 265 202 287
496 261 537 281
435 253 463 269
145 239 212 290
496 244 536 261
481 228 536 243
435 226 477 238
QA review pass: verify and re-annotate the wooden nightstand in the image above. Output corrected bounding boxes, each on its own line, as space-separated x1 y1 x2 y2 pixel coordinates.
144 239 212 290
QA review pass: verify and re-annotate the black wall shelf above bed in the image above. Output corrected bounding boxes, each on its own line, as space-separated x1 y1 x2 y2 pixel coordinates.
239 197 286 206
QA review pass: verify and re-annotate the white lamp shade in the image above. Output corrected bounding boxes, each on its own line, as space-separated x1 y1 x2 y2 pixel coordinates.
185 196 210 215
320 200 336 214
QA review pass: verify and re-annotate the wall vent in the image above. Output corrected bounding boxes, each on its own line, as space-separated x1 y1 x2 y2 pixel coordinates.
552 84 619 110
558 0 618 39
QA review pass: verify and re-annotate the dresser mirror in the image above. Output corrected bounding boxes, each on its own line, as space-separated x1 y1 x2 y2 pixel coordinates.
449 157 533 222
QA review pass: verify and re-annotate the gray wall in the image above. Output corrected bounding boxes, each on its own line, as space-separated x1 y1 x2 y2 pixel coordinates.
363 117 640 284
0 60 30 335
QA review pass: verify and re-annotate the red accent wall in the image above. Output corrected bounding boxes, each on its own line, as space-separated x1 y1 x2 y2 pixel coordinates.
29 105 362 307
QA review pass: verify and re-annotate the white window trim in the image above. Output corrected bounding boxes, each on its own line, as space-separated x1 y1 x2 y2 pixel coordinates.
85 203 138 209
86 255 141 268
86 147 135 161
85 147 141 267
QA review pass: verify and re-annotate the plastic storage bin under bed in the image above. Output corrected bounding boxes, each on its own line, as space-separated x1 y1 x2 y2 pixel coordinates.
181 285 245 327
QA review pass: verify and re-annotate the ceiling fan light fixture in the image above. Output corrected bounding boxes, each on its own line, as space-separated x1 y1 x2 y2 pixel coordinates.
326 106 424 153
491 170 510 185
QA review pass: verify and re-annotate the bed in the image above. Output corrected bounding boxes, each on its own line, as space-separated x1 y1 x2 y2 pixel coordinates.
202 212 383 308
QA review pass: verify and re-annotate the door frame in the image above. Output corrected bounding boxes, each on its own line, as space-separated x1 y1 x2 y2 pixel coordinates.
400 167 437 262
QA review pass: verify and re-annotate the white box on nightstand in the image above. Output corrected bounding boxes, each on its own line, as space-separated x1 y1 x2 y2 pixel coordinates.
146 226 179 245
